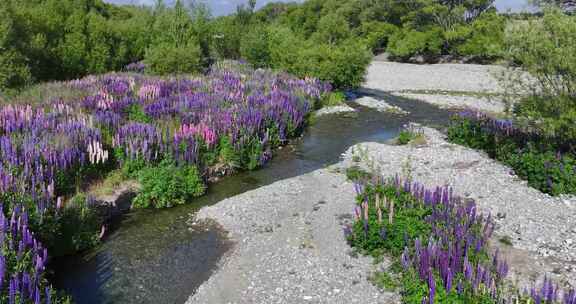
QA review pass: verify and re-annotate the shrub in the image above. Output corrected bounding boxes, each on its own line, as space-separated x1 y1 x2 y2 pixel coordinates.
267 25 371 90
40 193 102 257
456 11 505 59
144 42 203 75
240 24 271 68
311 13 352 45
505 9 576 145
507 8 576 99
133 159 206 208
320 91 346 108
356 21 399 53
388 27 444 59
397 124 424 145
447 112 576 195
298 39 372 89
211 17 242 59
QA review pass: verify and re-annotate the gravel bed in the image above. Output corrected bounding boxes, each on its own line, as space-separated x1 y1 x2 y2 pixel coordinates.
187 169 400 304
354 96 409 114
364 61 514 113
342 127 576 290
315 104 357 116
365 62 506 93
392 92 506 113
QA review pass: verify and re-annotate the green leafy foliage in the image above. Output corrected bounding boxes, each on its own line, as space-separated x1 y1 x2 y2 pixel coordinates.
145 42 203 75
133 159 206 209
320 91 346 108
456 11 505 58
348 183 432 257
39 193 102 257
388 27 444 59
397 131 415 145
355 21 399 53
506 9 576 149
448 115 576 195
240 24 271 68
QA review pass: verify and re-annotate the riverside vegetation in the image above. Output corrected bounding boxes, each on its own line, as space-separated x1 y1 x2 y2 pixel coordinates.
1 0 575 303
346 168 576 304
1 0 524 94
0 61 328 303
447 8 576 196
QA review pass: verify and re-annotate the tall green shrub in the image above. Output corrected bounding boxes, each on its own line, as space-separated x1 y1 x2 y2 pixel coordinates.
240 24 271 68
134 159 206 209
507 9 576 142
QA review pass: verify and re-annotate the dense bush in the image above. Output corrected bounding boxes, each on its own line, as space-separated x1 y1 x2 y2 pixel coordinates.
506 9 576 144
134 159 205 209
239 24 271 69
456 11 506 58
0 0 153 92
144 42 203 75
448 111 576 195
388 28 444 59
355 21 399 53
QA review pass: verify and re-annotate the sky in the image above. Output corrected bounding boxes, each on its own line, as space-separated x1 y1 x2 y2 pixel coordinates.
104 0 535 16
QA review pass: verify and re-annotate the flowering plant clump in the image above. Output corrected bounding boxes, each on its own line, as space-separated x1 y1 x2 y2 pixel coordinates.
346 172 575 303
124 62 147 74
0 204 70 304
0 60 329 301
448 111 576 196
347 175 505 303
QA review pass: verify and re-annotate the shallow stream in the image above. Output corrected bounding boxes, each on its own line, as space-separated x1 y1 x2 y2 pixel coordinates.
51 92 453 304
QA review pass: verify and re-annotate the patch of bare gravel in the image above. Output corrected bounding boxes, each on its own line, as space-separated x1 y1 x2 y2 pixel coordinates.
354 96 409 114
364 61 512 113
315 104 357 116
342 127 576 290
187 168 400 304
365 61 505 93
393 92 506 113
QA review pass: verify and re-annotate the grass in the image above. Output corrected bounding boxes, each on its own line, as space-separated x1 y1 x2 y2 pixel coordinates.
89 170 128 198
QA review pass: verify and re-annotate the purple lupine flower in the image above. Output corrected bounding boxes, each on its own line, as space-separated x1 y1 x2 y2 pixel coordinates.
428 272 435 304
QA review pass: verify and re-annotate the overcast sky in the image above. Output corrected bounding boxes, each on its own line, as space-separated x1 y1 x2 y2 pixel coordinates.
104 0 535 16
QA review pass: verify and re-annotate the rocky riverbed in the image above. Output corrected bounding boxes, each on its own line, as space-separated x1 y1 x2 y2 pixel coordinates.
188 125 576 303
364 61 513 113
186 165 400 304
341 127 576 291
186 62 573 303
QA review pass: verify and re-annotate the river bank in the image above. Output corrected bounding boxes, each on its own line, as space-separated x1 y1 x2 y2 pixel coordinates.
188 125 576 303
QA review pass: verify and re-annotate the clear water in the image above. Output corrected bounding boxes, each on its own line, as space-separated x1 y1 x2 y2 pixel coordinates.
50 91 453 304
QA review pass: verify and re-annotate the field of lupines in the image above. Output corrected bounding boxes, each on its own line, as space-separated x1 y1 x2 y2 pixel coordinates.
0 61 329 303
345 171 576 304
447 111 576 196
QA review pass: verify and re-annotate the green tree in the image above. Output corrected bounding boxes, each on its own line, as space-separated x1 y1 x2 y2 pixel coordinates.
240 24 271 68
86 12 112 74
312 13 351 45
0 3 31 91
145 0 204 74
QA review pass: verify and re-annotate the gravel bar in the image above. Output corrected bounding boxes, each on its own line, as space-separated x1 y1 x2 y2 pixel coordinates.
342 127 576 290
187 168 399 304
